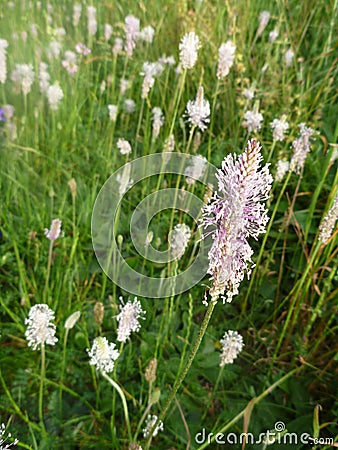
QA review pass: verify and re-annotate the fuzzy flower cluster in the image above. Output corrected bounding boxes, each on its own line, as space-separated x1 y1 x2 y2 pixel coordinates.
185 86 210 132
318 194 338 245
168 223 191 260
62 51 78 74
179 31 200 69
284 48 294 68
242 109 263 133
257 11 270 37
44 218 62 241
47 83 64 111
117 138 132 155
25 304 58 350
73 4 82 27
219 330 244 366
185 154 208 185
11 63 35 95
87 336 119 373
108 104 118 121
75 42 91 56
116 297 146 343
0 422 19 449
140 61 163 99
125 15 140 57
270 115 289 142
200 140 273 303
87 6 97 36
275 160 290 182
290 123 315 174
151 107 164 139
143 414 164 438
217 40 236 79
0 39 9 84
117 163 133 197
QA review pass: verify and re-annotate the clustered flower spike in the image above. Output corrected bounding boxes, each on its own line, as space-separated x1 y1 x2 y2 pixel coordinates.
200 139 273 303
44 218 62 241
290 123 315 174
87 336 119 373
116 297 146 343
179 31 200 69
143 414 164 438
185 154 208 185
168 223 191 260
125 15 140 57
275 160 290 182
219 330 244 366
242 108 263 133
217 40 236 79
185 86 210 132
25 304 58 350
318 194 338 245
270 115 289 142
0 39 9 84
117 138 132 155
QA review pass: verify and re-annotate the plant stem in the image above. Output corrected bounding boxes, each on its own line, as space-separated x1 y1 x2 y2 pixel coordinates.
43 240 54 303
101 371 132 443
39 343 46 435
145 298 217 449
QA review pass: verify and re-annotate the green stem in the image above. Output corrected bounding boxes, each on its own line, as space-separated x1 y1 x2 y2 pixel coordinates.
39 343 46 435
101 371 132 443
145 298 217 449
43 240 54 303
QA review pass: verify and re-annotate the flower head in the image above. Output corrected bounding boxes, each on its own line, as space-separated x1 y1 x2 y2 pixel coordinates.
270 115 289 142
185 86 210 132
87 6 97 36
284 48 294 68
168 224 191 260
87 336 119 373
47 83 63 111
242 108 263 133
116 297 146 343
108 104 118 121
179 32 200 69
217 40 236 79
219 330 244 365
11 63 35 95
275 160 290 182
269 29 279 43
64 311 81 330
257 11 270 37
44 218 62 241
25 304 58 350
0 39 9 84
117 138 132 155
318 194 338 245
125 15 140 57
290 123 315 174
151 107 164 139
200 140 273 303
143 415 164 438
185 154 208 185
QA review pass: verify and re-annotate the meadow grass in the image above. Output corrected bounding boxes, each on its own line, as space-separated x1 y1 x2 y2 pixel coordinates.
0 0 337 449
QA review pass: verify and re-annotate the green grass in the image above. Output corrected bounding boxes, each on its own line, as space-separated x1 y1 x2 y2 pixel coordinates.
0 0 337 449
